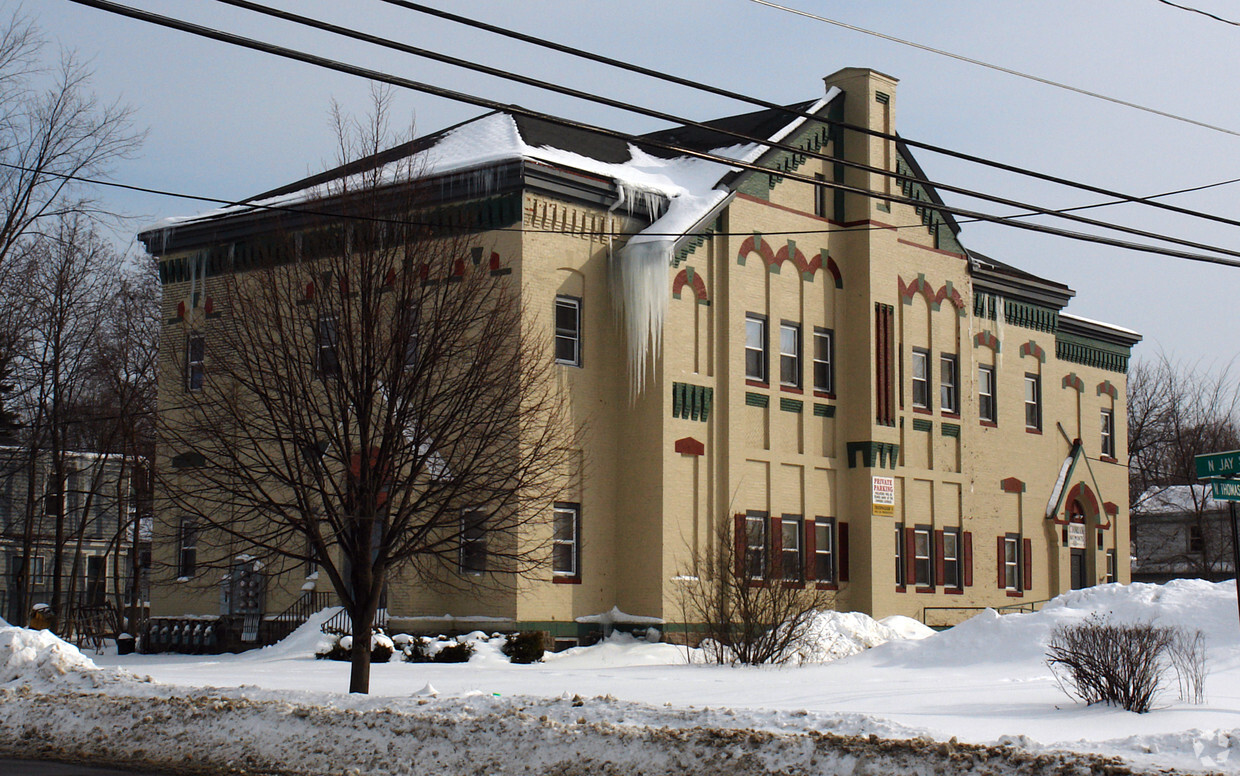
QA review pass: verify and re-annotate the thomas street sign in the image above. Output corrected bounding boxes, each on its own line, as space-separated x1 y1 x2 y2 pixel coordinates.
1213 480 1240 501
1196 450 1240 480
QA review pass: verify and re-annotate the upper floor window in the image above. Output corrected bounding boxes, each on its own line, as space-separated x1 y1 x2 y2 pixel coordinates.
781 514 803 580
939 354 958 413
186 333 205 391
459 509 487 576
911 349 930 409
553 502 580 578
978 364 996 423
745 314 768 383
1024 373 1041 431
554 296 581 367
813 328 834 394
178 517 197 579
317 315 340 377
1100 408 1115 458
779 322 801 388
813 172 828 218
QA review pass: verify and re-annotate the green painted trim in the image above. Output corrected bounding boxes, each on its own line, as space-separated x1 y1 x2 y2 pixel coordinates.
812 403 835 418
779 397 803 414
846 440 900 470
672 383 713 421
1003 299 1059 333
941 423 961 438
745 392 769 409
1055 333 1131 374
912 418 933 433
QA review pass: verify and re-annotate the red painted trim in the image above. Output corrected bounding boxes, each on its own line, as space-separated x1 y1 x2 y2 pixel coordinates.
896 238 968 259
815 583 839 591
979 420 997 428
1006 590 1024 598
1099 456 1118 464
895 586 907 593
745 380 769 389
1000 477 1024 494
674 437 705 456
780 386 804 394
552 576 581 585
915 587 936 594
945 588 965 595
813 391 835 400
913 406 932 415
1026 428 1042 435
941 412 961 420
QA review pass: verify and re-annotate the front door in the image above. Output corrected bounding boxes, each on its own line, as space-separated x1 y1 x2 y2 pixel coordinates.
1070 549 1086 590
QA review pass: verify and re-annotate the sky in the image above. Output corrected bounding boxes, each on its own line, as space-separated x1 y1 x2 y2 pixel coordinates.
26 0 1240 369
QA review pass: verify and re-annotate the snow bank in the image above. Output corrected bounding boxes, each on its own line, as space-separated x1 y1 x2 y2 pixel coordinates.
0 624 145 689
790 610 934 664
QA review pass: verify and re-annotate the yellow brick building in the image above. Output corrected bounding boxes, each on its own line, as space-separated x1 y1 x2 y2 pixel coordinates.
141 68 1138 645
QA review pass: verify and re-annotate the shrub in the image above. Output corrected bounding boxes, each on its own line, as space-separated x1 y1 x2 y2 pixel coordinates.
1045 614 1207 713
502 631 545 664
314 632 394 663
432 641 474 663
401 636 434 663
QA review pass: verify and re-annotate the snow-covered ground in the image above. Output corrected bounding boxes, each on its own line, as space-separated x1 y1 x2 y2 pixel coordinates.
3 580 1239 774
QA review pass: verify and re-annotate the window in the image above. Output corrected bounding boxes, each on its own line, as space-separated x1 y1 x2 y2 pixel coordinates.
978 364 996 423
177 517 197 578
894 523 905 586
554 296 581 367
939 354 958 413
186 333 205 391
1024 373 1041 431
1105 550 1117 584
911 349 929 408
1004 535 1020 591
1188 524 1204 553
552 503 580 577
317 315 340 377
779 323 801 388
815 518 835 583
781 515 803 580
1100 408 1115 458
403 303 420 370
913 526 933 587
459 509 487 575
745 314 767 383
813 172 828 218
10 555 45 587
813 328 834 394
744 511 767 580
942 528 961 589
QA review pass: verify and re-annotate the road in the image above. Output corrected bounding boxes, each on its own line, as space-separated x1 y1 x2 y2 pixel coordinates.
0 760 173 775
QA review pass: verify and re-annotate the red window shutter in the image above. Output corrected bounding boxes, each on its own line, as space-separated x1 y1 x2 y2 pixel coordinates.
804 519 817 581
838 522 850 582
904 527 916 586
733 514 745 578
934 530 945 587
1022 538 1033 591
962 531 973 587
770 516 782 579
997 536 1006 589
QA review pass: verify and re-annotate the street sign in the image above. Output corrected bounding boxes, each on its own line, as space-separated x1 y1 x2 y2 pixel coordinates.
1213 480 1240 501
1196 450 1240 480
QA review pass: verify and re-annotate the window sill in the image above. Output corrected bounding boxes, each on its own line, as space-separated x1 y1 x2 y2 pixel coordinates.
941 412 960 420
815 582 839 591
745 380 769 389
813 390 836 400
1100 455 1118 464
895 586 907 593
555 361 582 369
944 588 965 595
979 420 997 428
552 576 581 585
1006 590 1024 597
780 385 803 394
915 586 936 594
912 406 932 415
1025 428 1042 435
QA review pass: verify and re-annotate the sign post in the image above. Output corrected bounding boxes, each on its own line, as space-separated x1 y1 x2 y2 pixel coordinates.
1195 451 1240 628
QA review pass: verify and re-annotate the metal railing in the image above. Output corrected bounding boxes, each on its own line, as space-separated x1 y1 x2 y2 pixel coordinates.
922 598 1053 628
321 607 389 636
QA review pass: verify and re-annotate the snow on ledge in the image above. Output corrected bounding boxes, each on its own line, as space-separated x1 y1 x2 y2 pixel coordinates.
575 606 663 626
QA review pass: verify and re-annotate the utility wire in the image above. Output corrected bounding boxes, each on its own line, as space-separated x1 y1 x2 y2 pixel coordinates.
198 0 1240 261
62 0 1240 269
744 0 1240 138
381 0 1240 229
1154 0 1240 26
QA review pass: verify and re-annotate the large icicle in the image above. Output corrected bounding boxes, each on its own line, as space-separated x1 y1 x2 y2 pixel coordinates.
611 236 673 396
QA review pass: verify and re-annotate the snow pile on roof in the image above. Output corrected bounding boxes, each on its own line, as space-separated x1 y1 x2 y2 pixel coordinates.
1136 484 1220 514
789 610 934 664
0 624 145 689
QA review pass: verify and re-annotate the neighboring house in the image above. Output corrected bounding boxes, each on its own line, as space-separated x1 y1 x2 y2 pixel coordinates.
138 67 1139 643
0 446 143 624
1131 485 1234 583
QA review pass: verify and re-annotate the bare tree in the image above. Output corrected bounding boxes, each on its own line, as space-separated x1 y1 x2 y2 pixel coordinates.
1128 354 1240 577
676 513 835 665
158 93 574 693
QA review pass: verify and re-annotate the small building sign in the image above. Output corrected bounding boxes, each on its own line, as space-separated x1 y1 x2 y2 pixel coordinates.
872 476 895 516
1067 523 1086 549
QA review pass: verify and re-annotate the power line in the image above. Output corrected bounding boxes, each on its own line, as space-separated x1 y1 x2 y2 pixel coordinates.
61 0 1240 269
195 0 1240 261
1154 0 1240 26
744 0 1240 138
379 0 1240 234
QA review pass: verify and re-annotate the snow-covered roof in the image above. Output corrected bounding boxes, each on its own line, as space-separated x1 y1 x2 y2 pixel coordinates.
1135 484 1225 515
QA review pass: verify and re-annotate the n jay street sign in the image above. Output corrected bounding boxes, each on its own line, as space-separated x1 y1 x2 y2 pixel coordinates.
1195 450 1240 480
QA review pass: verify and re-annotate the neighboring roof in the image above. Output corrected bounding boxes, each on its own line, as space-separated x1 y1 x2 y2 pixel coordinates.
1135 484 1225 515
640 99 822 154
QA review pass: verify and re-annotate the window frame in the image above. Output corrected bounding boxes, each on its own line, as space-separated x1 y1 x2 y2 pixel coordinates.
942 528 962 590
939 354 959 414
744 314 768 383
779 321 801 389
812 327 834 395
552 502 581 578
744 511 768 581
177 517 197 579
781 514 804 581
459 509 487 576
978 364 996 423
1024 373 1042 431
186 332 205 392
911 348 930 409
554 296 582 367
1004 534 1021 592
894 523 905 587
1100 407 1115 458
813 172 828 218
1105 549 1117 583
1188 523 1204 553
815 517 836 584
317 315 340 378
913 525 933 588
